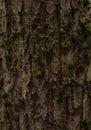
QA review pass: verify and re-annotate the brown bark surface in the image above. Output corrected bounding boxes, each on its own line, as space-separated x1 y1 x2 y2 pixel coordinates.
0 0 91 130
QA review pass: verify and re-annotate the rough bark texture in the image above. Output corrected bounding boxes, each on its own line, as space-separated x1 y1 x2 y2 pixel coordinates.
0 0 91 130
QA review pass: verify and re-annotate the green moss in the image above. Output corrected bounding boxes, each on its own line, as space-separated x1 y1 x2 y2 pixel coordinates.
83 117 91 130
80 18 91 36
1 93 11 107
10 28 20 38
33 67 42 78
63 77 72 85
72 31 81 43
34 113 41 120
2 99 11 107
61 41 71 52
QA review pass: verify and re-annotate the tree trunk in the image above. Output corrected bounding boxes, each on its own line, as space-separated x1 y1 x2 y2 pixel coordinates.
0 0 91 130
